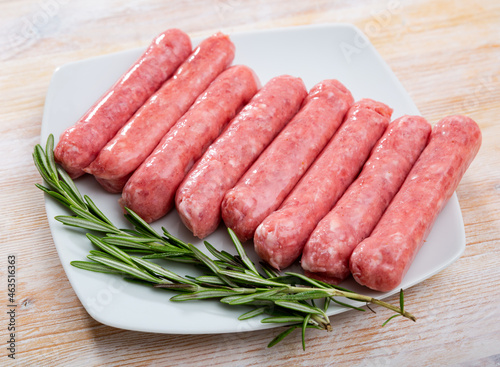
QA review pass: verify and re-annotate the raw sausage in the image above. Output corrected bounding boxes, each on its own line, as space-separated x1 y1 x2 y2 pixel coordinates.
301 115 431 283
350 115 481 292
54 29 192 178
175 75 307 239
254 98 392 269
84 32 235 192
120 65 260 223
222 79 354 242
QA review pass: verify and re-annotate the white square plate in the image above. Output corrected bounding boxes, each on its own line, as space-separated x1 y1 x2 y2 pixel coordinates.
40 24 465 334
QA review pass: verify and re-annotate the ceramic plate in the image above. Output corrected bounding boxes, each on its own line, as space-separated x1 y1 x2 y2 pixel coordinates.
40 24 466 334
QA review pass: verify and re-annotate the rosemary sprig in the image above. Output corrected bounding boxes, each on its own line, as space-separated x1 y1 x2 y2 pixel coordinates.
34 135 416 350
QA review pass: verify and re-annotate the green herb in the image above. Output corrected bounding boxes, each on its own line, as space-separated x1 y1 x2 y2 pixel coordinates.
33 134 416 350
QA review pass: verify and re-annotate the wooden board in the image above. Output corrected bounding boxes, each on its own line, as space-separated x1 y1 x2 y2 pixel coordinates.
1 0 499 365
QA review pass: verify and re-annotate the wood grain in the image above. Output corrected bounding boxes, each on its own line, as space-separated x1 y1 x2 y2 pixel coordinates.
1 0 499 365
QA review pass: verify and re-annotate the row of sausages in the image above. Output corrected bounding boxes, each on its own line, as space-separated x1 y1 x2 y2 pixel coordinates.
54 29 482 292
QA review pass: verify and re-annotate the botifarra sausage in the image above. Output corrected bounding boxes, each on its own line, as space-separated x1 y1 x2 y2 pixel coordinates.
54 29 192 178
350 115 481 291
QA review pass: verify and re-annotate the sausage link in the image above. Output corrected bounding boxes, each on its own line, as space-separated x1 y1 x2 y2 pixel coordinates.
84 32 235 192
175 75 307 239
350 115 481 292
223 80 354 242
54 29 192 178
301 115 431 283
120 65 260 223
254 98 392 269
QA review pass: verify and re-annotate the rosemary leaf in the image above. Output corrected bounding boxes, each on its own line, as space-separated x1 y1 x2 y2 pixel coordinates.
45 134 58 182
87 255 163 284
187 244 238 287
104 234 163 243
302 313 312 351
123 249 155 254
131 257 195 286
324 296 331 312
331 298 366 312
161 228 191 250
170 289 247 301
34 144 53 183
238 307 267 320
124 208 162 239
282 272 329 289
84 195 114 226
267 325 299 348
32 146 47 179
228 228 259 275
399 289 405 313
36 186 72 207
259 262 281 279
187 243 220 274
215 261 247 272
195 276 227 285
86 234 136 267
56 215 121 234
204 241 240 266
88 250 117 260
382 314 401 326
274 301 323 315
71 260 125 275
218 270 285 287
57 168 86 208
141 254 199 263
277 290 332 301
261 316 304 324
226 288 286 305
101 237 152 250
70 205 106 223
240 300 275 307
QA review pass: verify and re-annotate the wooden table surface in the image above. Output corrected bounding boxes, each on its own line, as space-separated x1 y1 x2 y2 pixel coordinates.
1 0 499 365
